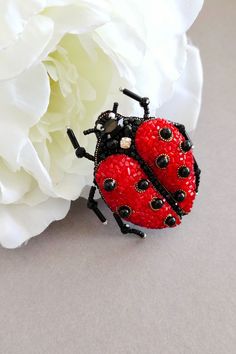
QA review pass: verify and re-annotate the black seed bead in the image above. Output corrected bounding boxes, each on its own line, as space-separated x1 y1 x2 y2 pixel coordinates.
104 178 116 191
124 125 132 136
106 139 119 149
75 147 86 158
174 190 186 202
181 140 192 152
118 206 131 218
137 179 149 191
155 155 169 168
165 215 176 227
178 166 190 178
165 195 172 201
129 117 134 123
150 198 164 210
159 127 172 140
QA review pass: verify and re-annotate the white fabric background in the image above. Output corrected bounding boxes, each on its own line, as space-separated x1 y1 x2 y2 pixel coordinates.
0 0 235 353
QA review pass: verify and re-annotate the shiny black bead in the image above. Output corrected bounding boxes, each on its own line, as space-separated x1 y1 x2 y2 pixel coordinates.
104 178 116 191
137 179 149 191
178 166 190 178
150 198 164 210
118 206 131 218
155 155 169 168
124 125 132 136
159 127 172 140
165 215 176 227
174 190 186 202
181 140 192 152
75 147 85 158
104 119 118 133
106 139 119 149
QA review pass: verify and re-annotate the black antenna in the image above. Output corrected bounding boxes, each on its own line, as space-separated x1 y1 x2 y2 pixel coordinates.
83 128 97 135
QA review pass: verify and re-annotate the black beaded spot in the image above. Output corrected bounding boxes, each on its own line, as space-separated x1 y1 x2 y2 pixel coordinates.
155 154 169 169
174 190 186 202
180 140 192 152
104 178 116 191
159 127 172 141
150 198 164 210
165 215 176 227
178 166 190 178
118 206 131 218
137 179 149 191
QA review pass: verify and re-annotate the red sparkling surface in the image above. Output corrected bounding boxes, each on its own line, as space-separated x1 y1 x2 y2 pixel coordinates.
95 154 181 229
135 118 196 213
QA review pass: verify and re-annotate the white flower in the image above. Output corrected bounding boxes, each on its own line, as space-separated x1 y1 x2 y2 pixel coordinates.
0 0 204 248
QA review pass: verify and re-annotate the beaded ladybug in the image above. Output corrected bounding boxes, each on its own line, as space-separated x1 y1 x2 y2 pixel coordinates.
67 88 201 238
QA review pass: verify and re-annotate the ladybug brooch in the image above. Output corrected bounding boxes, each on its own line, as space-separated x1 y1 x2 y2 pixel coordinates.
67 88 201 238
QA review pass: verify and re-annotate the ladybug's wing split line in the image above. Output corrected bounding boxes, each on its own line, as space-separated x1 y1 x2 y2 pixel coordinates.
113 213 146 239
67 128 94 161
87 185 107 224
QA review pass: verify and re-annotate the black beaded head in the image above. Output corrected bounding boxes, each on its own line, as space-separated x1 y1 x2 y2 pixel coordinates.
82 102 122 138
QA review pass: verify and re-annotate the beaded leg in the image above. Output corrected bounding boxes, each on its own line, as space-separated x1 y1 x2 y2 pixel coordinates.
120 88 150 119
87 186 107 224
113 213 146 239
67 128 94 161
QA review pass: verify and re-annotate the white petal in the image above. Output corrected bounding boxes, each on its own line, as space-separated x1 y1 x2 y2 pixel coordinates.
0 158 32 204
17 139 54 196
0 63 50 167
132 0 204 37
0 198 70 248
44 0 107 6
157 44 203 132
0 0 46 49
95 19 146 67
53 171 93 200
134 35 187 109
43 4 110 35
0 14 54 80
37 1 111 62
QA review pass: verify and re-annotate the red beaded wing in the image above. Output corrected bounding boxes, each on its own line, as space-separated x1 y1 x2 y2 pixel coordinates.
135 118 197 214
95 154 181 229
